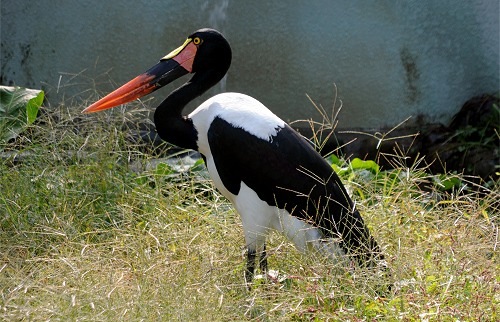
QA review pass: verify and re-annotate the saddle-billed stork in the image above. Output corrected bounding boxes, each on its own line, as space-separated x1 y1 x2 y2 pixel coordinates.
83 28 385 284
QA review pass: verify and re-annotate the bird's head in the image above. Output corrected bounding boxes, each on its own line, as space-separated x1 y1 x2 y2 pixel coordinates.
82 28 231 113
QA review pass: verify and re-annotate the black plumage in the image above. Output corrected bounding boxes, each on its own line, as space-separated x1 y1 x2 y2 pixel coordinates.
208 116 382 271
83 28 385 285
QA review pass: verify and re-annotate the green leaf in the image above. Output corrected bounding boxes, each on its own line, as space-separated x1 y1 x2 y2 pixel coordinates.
350 158 379 174
26 91 44 124
326 154 342 166
331 163 341 174
0 85 44 145
190 158 206 172
155 162 174 176
433 174 462 191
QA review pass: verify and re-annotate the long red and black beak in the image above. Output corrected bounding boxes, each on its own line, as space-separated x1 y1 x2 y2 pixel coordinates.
82 38 197 113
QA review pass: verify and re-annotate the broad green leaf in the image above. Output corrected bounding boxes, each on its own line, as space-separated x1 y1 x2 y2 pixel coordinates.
326 154 342 166
350 158 380 174
331 163 341 174
0 85 44 145
26 91 44 124
155 162 174 176
190 158 206 172
433 174 462 191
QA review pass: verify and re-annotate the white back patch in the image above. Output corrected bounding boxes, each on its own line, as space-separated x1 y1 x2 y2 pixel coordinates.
189 93 285 155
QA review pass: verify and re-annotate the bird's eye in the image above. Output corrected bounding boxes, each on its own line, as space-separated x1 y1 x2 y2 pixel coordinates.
193 37 202 45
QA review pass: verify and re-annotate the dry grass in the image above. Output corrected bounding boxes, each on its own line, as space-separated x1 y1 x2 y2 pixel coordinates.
1 97 498 321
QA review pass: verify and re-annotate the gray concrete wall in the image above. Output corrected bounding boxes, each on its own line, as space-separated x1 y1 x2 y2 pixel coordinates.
1 1 498 129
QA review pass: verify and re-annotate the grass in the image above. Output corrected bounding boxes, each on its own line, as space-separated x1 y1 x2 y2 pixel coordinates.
1 98 499 321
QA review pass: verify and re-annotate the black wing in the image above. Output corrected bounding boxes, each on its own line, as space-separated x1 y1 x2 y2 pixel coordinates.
207 116 382 265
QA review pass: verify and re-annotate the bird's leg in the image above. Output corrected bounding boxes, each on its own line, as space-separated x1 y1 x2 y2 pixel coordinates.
243 231 267 286
258 243 267 276
245 248 256 285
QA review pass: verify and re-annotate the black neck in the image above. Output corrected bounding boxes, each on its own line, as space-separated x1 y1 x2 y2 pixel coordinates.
153 69 225 150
